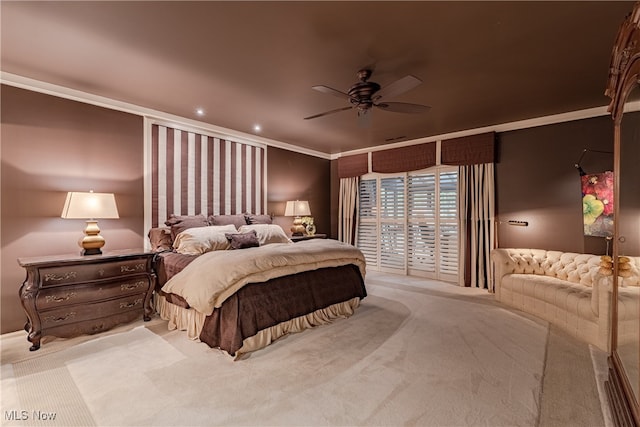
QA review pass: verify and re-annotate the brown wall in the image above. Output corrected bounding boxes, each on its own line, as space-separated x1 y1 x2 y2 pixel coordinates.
496 116 615 254
0 84 630 334
1 85 146 333
327 115 619 256
0 85 332 334
266 147 331 237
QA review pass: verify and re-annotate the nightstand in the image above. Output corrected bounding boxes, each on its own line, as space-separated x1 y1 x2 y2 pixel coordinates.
290 233 327 242
18 249 155 351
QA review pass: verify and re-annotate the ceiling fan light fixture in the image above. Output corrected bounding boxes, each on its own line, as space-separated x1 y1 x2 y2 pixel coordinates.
305 69 430 122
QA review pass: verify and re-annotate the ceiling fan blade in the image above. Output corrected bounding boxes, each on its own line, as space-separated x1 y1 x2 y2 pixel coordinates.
375 102 431 114
311 85 353 101
374 75 422 101
304 105 353 120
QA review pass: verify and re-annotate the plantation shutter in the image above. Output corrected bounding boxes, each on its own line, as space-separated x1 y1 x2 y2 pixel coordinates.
407 173 436 274
356 179 378 268
379 176 405 272
439 171 459 280
356 167 459 283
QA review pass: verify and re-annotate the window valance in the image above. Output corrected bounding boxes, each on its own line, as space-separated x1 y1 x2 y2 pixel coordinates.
371 142 437 173
337 153 369 178
441 132 495 165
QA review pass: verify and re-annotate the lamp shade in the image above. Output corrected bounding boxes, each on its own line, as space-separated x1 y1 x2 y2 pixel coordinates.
61 192 119 219
284 200 311 217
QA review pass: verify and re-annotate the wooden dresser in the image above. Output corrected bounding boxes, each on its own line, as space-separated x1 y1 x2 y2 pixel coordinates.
18 249 155 351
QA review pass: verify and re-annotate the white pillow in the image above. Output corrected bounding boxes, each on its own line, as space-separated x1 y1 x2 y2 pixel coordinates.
238 224 291 245
173 224 237 255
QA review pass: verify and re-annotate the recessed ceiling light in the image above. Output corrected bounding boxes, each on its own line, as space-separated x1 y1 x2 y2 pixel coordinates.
253 124 262 132
195 108 205 116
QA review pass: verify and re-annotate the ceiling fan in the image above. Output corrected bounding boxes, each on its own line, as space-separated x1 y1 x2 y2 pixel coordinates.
304 69 431 121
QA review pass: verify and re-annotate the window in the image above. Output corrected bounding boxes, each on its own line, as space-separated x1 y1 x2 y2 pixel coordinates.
380 177 405 270
356 167 459 282
357 179 378 268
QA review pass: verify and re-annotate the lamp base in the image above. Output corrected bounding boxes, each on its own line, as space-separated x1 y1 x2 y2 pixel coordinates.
81 248 103 256
79 220 106 256
290 216 306 236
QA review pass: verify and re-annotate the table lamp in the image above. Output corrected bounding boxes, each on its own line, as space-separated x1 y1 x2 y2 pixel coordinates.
284 200 311 236
61 191 119 255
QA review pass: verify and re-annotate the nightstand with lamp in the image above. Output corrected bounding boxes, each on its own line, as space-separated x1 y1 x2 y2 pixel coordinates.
17 190 155 351
284 200 327 242
284 200 312 236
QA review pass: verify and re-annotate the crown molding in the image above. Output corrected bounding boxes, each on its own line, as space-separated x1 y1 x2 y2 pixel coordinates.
331 105 624 160
4 71 638 163
0 72 331 160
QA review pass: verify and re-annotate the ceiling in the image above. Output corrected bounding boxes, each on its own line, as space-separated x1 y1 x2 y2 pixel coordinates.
1 1 635 156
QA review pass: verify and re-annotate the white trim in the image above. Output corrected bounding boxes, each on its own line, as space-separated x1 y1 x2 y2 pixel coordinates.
262 148 268 214
147 117 267 150
235 144 242 213
143 117 153 251
173 130 182 216
225 140 232 214
157 126 167 226
213 138 221 216
331 106 619 159
5 71 640 162
200 135 208 216
1 72 331 160
245 146 252 214
187 132 196 215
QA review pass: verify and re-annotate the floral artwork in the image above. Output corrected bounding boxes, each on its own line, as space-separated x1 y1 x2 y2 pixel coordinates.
581 171 614 237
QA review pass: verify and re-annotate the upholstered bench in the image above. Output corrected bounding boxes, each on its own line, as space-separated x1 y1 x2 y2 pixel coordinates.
491 248 640 351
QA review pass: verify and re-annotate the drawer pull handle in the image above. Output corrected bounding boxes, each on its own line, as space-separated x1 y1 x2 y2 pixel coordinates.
121 281 145 291
120 299 143 309
44 312 76 323
44 272 77 282
45 292 77 303
121 264 145 273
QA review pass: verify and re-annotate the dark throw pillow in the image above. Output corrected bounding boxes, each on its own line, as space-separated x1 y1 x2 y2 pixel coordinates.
225 230 260 250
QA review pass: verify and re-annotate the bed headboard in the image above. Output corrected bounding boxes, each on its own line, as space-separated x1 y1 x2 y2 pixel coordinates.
148 122 267 228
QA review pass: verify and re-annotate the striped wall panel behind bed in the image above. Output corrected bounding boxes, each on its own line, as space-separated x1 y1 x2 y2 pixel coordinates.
151 124 267 228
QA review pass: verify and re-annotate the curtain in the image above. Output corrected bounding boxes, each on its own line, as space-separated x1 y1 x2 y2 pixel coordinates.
338 177 359 244
459 163 496 290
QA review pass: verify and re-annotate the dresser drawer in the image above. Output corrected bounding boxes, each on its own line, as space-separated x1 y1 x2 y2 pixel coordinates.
18 250 155 351
39 258 148 287
36 276 151 310
44 310 143 338
40 293 146 328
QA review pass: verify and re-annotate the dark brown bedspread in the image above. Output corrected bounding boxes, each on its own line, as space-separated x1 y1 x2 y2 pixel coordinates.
153 251 366 357
199 264 366 356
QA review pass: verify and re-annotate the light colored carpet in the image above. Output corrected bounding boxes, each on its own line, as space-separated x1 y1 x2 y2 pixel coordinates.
1 272 606 426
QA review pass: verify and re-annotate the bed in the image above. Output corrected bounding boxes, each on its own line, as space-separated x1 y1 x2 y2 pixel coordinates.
149 214 367 358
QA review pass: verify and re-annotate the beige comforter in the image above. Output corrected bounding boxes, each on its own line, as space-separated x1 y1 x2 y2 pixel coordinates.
161 239 366 315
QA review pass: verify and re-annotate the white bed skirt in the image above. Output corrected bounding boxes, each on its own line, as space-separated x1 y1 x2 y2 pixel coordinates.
156 294 361 358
